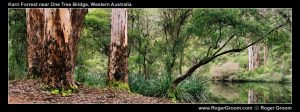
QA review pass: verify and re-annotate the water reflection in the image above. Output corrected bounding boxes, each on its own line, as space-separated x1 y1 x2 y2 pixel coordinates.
208 81 292 103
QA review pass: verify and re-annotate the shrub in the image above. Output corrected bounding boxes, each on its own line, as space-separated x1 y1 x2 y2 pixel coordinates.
129 74 172 97
210 61 240 81
129 74 209 103
175 76 209 103
74 66 106 88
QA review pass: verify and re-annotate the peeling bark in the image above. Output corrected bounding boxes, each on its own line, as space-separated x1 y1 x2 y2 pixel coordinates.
108 8 128 84
41 9 87 89
26 8 45 78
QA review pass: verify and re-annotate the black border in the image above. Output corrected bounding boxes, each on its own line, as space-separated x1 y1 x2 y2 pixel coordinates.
6 0 297 8
3 0 297 112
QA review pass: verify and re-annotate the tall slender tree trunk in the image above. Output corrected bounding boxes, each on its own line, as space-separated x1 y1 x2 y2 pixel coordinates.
41 9 87 89
143 53 148 79
248 45 253 70
108 8 128 84
248 39 261 70
26 9 45 78
252 44 260 69
264 43 268 66
138 53 141 75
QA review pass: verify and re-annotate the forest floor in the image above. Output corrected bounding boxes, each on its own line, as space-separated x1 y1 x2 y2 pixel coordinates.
8 79 171 104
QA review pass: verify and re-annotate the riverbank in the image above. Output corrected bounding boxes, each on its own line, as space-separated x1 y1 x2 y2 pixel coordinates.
210 79 292 83
207 81 292 103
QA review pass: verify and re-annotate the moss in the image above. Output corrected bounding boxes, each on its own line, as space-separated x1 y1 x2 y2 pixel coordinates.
61 89 73 96
108 80 131 92
42 83 78 96
50 89 60 95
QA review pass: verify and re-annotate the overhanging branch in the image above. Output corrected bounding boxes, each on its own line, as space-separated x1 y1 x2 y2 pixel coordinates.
171 20 290 90
215 21 222 48
212 21 289 60
241 22 289 50
212 34 236 56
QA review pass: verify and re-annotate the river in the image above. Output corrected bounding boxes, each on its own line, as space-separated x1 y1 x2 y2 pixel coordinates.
208 81 292 103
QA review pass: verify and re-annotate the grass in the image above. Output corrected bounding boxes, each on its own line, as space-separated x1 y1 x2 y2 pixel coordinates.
129 73 210 103
74 65 211 103
129 74 172 97
175 76 209 103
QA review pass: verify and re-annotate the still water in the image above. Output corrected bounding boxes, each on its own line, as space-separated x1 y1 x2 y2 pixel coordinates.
208 81 292 103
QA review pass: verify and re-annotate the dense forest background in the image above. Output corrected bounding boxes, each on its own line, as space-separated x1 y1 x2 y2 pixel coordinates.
9 8 291 103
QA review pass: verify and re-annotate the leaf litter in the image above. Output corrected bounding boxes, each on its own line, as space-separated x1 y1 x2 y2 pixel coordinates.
8 79 172 104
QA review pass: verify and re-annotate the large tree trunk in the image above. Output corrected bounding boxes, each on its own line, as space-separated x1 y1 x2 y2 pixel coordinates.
26 9 45 78
108 8 128 84
41 9 87 89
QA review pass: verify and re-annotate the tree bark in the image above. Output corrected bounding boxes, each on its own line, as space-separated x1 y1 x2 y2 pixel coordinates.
253 44 260 69
248 40 261 70
248 41 253 70
108 8 128 84
26 9 45 78
264 43 268 66
41 9 87 89
143 53 148 79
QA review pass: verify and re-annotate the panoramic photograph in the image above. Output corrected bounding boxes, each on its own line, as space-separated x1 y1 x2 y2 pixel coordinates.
8 8 291 104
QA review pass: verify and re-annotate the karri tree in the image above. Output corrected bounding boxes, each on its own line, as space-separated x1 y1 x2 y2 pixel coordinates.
107 8 129 90
26 9 44 78
26 8 87 94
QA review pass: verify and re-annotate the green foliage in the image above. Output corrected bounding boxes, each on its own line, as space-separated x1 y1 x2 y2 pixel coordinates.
127 9 162 76
158 9 193 75
8 8 291 103
51 89 60 95
75 9 111 90
74 67 106 88
175 77 209 103
234 53 248 68
8 9 27 80
129 74 209 103
236 66 289 82
49 87 76 96
188 9 277 49
129 73 172 97
167 91 177 103
61 89 73 97
109 80 131 92
80 9 110 57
